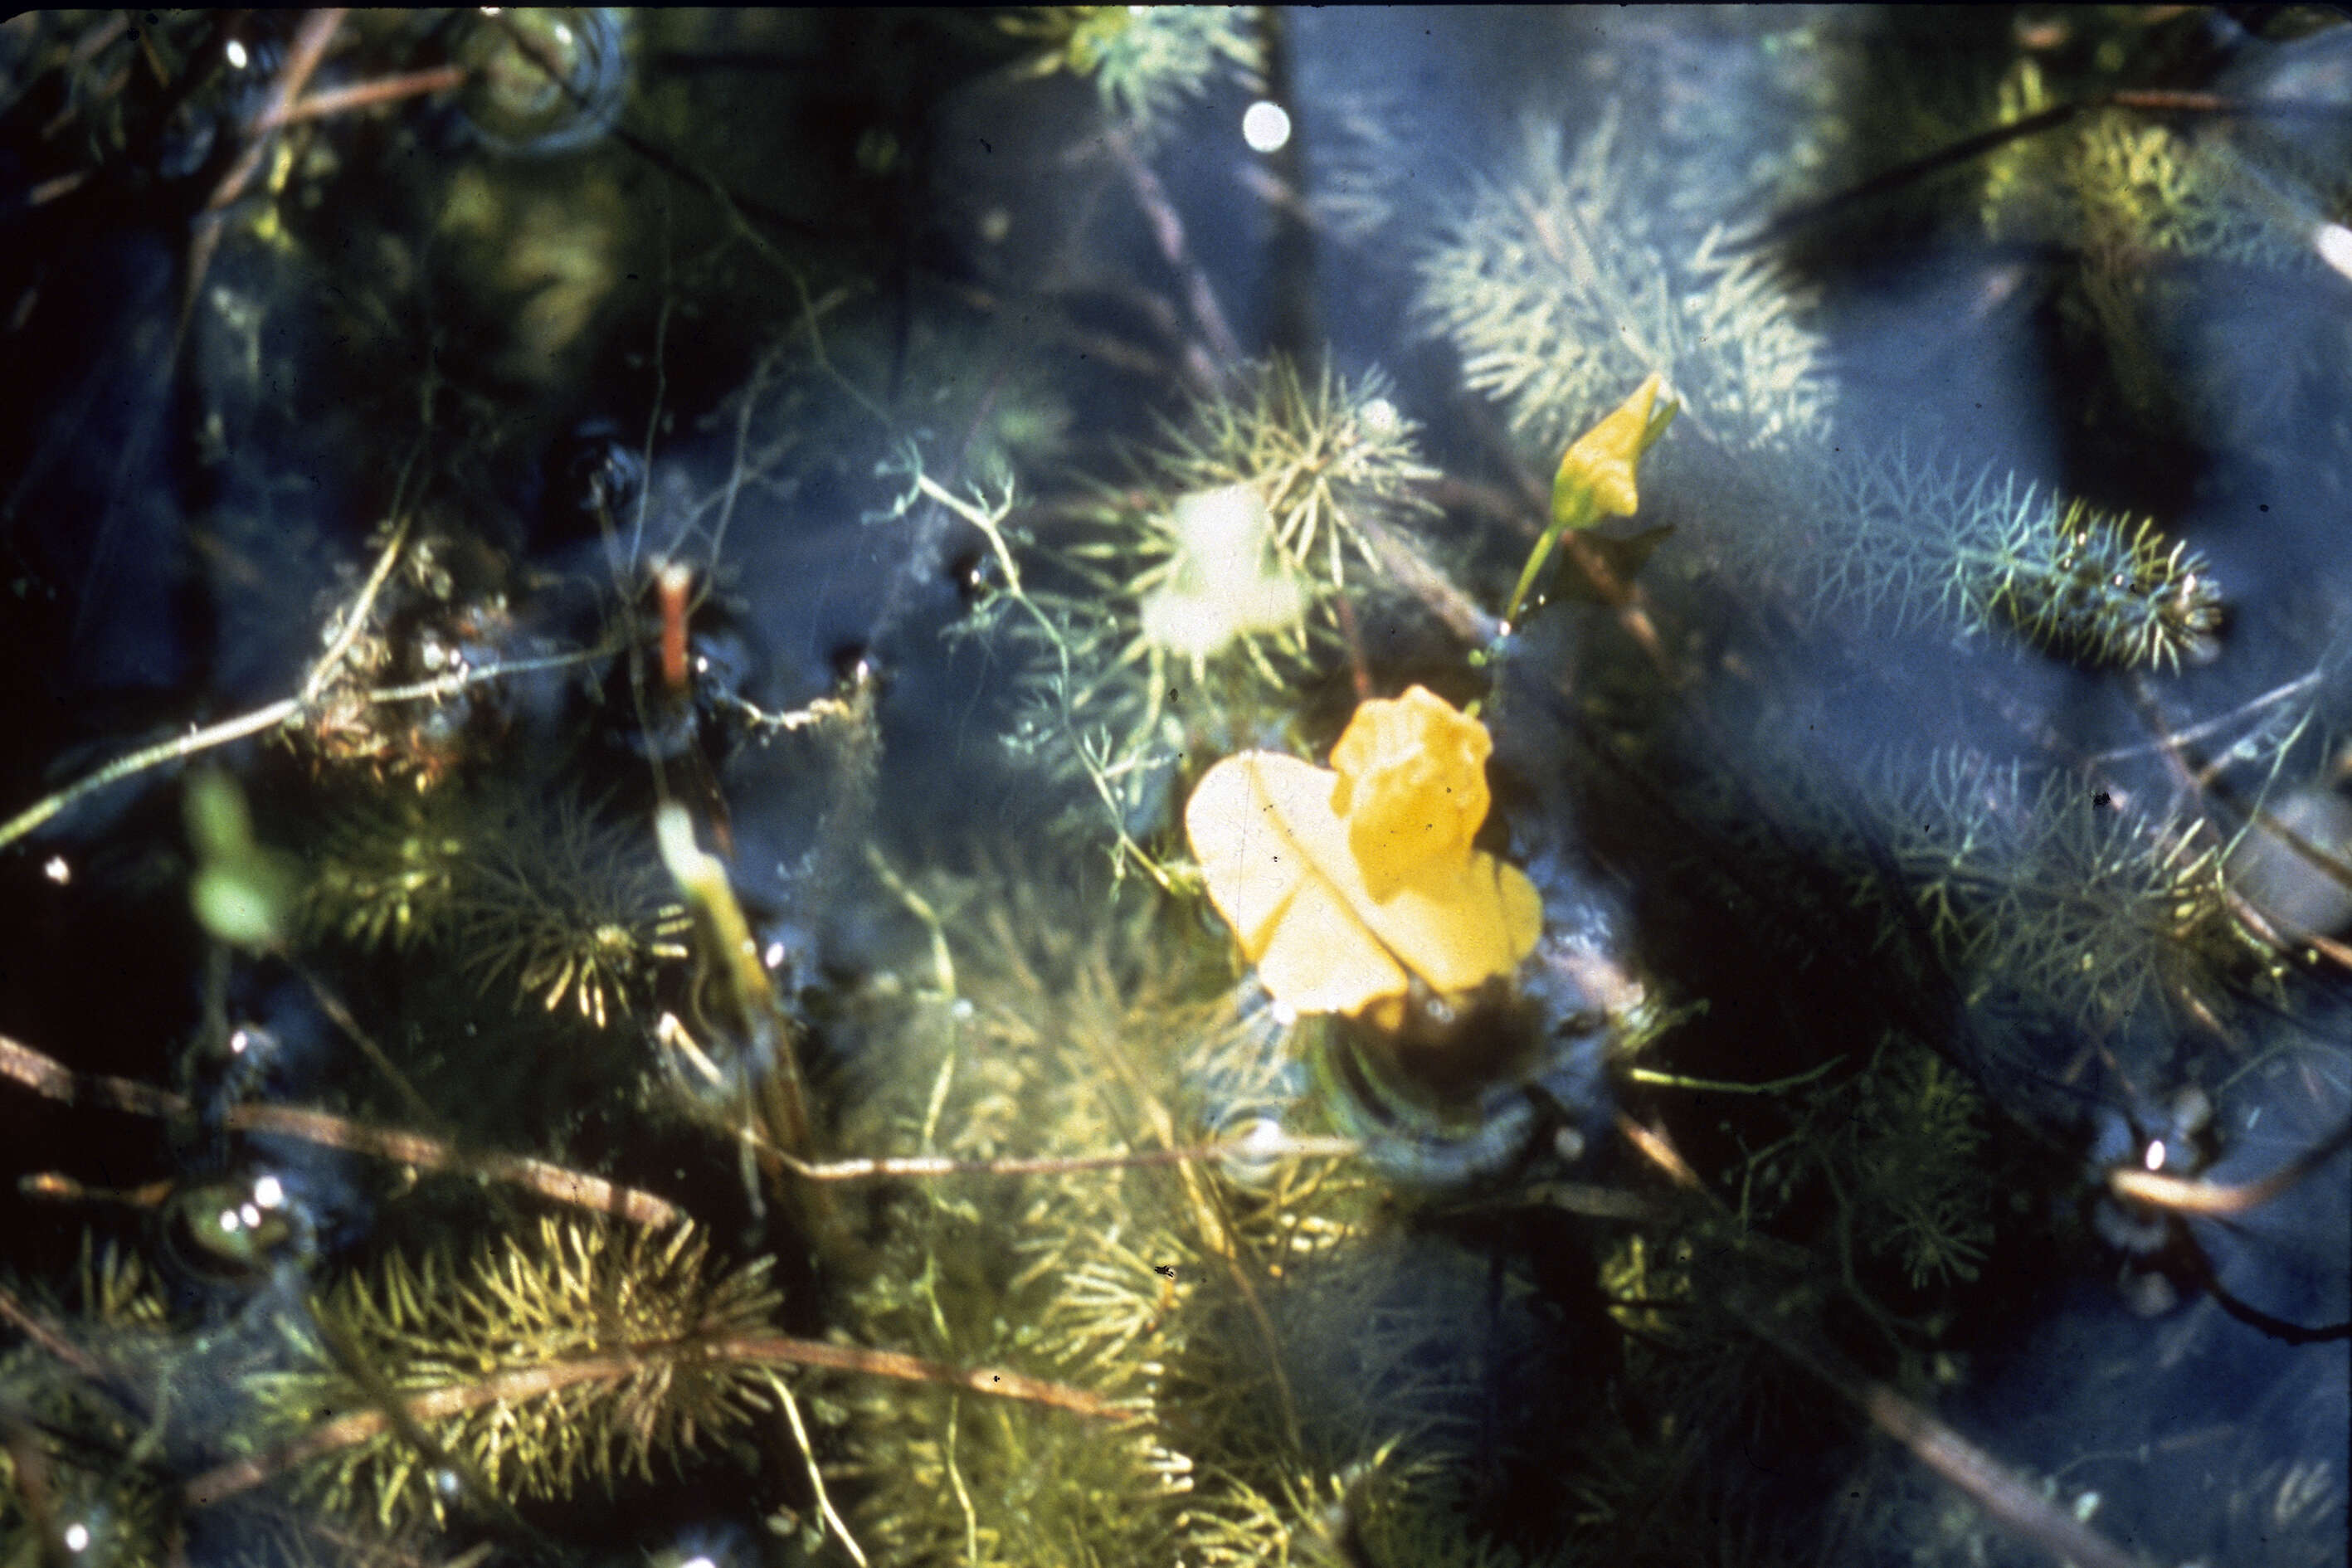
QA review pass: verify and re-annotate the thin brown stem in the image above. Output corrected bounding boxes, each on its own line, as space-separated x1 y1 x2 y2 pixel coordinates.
27 169 90 207
209 9 346 213
1354 509 1498 647
0 640 612 856
183 1332 1116 1507
0 1286 109 1385
0 698 302 854
784 1134 1358 1182
178 9 345 350
1614 1111 1703 1191
0 1034 681 1229
2109 1115 2352 1215
260 63 465 130
1731 1292 2148 1568
1106 128 1241 379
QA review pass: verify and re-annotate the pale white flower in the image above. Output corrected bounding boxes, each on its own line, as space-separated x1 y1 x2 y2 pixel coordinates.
1139 485 1306 661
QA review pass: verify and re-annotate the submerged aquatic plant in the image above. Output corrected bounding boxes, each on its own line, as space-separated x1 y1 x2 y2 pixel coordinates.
299 790 473 952
1799 451 2225 671
452 796 691 1031
1415 112 1832 461
244 1220 784 1527
1005 6 1262 134
1137 483 1307 664
960 356 1444 879
1882 750 2262 1027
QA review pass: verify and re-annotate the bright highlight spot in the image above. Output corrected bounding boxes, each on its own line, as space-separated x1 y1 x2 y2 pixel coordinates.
217 1207 242 1234
2318 222 2352 284
681 1557 719 1568
64 1524 91 1553
225 38 249 70
1241 100 1292 154
42 855 69 884
762 941 786 970
229 1028 250 1055
2144 1140 2165 1171
252 1174 285 1210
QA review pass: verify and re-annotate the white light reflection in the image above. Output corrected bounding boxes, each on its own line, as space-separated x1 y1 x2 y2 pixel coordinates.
1241 100 1291 154
2317 222 2352 285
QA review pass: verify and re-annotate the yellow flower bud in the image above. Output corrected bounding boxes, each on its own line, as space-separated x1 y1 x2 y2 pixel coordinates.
1551 371 1676 529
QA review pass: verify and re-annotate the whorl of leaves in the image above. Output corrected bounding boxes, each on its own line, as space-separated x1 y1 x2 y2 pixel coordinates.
1883 751 2257 1027
1415 114 1832 461
250 1220 782 1527
1800 450 2223 671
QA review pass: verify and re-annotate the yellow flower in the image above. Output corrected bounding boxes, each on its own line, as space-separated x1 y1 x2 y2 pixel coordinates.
1502 373 1679 629
1551 370 1675 527
1331 684 1493 899
1185 687 1541 1023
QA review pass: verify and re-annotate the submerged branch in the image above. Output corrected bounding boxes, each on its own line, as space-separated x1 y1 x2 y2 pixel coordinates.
0 644 614 855
184 1332 1118 1508
0 1034 681 1229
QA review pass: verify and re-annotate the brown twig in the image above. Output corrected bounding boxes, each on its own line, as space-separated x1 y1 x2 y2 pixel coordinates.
205 9 345 217
0 638 611 855
783 1134 1358 1182
0 1034 682 1229
0 1035 183 1118
183 1332 1116 1507
1104 127 1242 382
1354 509 1498 648
1732 1292 2148 1568
0 1285 109 1385
178 9 346 348
2108 1114 2352 1215
27 169 90 207
231 1106 684 1229
1614 1111 1703 1191
18 1172 177 1209
260 63 465 131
